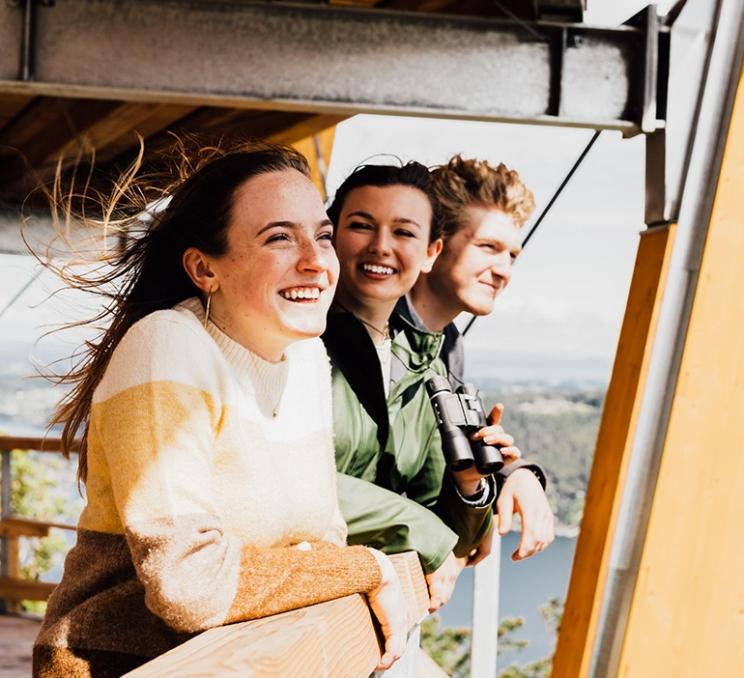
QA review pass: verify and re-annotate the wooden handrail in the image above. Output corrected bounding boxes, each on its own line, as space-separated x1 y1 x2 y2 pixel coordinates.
1 437 433 675
0 435 79 611
125 551 429 677
0 576 56 602
0 516 77 536
0 436 79 454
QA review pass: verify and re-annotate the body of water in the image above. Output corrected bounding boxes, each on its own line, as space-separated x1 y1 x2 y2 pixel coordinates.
439 532 577 669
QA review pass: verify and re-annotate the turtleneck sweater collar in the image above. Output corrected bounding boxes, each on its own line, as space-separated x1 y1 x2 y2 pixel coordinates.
177 297 290 418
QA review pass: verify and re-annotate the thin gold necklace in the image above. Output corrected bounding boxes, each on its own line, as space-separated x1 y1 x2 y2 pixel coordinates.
336 302 390 341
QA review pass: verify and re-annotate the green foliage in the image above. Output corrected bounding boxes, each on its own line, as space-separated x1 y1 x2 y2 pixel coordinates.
3 445 81 614
11 450 72 518
498 657 552 678
421 601 564 678
421 615 472 677
497 616 528 653
538 597 563 635
497 598 564 678
478 385 605 530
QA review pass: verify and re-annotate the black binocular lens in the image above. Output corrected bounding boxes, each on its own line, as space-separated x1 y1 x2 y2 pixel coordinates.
426 375 504 475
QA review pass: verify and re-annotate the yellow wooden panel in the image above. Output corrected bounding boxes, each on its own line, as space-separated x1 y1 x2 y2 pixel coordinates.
618 69 744 677
551 224 677 678
267 114 344 147
289 125 338 200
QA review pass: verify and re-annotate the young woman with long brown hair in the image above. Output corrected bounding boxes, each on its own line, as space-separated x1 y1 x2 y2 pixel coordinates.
322 162 523 617
33 143 405 677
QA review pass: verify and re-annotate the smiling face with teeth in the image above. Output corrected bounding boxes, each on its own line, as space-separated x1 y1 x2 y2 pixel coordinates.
184 169 338 362
333 185 442 323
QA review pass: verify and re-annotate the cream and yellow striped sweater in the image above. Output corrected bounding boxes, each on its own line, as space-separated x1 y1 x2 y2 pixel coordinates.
34 297 381 676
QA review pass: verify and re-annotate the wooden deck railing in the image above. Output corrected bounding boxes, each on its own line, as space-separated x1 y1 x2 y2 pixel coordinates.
0 436 441 675
0 436 78 611
126 551 430 677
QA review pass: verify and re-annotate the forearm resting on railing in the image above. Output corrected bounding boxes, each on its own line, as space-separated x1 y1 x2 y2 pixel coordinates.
124 552 428 678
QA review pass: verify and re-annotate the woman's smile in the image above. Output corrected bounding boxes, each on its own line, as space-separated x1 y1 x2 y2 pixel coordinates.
334 184 438 307
360 262 398 279
278 285 324 302
204 169 339 361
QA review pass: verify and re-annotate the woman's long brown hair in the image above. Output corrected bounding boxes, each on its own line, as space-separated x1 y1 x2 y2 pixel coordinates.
29 138 311 483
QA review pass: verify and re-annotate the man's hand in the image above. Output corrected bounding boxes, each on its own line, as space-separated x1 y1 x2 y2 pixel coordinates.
452 403 521 497
424 551 467 612
497 468 554 561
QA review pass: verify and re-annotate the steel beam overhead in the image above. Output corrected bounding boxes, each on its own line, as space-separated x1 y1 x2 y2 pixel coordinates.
0 0 667 133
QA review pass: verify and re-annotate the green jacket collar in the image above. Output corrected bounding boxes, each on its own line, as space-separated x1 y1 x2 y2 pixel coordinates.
389 305 444 373
322 306 444 450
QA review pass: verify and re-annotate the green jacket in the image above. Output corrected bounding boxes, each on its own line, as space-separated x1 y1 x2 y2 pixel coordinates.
323 310 494 573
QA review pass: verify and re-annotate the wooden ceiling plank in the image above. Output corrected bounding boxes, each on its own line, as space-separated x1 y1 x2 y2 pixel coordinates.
139 109 329 154
170 106 265 133
0 97 121 168
62 102 196 165
81 110 343 208
266 114 346 145
328 0 382 6
138 110 344 165
0 97 64 154
0 94 34 133
91 108 301 182
0 97 123 200
382 0 535 17
375 0 429 10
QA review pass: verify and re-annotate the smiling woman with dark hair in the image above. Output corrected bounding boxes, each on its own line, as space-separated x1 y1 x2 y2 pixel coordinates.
32 143 405 677
322 162 522 621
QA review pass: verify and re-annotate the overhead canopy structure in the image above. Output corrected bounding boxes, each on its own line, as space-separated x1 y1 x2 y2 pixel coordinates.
0 0 669 209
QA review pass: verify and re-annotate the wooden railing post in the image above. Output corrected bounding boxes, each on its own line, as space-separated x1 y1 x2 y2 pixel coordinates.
0 437 78 609
1 446 15 613
1 447 11 565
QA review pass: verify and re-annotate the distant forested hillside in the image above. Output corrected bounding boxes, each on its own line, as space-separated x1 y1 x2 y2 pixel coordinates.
475 381 605 532
1 336 605 534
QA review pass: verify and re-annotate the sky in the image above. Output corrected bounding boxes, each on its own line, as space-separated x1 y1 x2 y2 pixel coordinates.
0 0 706 384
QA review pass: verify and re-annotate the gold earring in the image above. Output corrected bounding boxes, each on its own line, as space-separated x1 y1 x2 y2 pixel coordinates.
203 290 213 328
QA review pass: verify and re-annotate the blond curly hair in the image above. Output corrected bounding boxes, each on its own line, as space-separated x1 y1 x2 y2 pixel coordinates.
431 155 535 238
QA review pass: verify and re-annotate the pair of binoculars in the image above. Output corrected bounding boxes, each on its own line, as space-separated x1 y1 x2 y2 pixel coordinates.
426 375 504 475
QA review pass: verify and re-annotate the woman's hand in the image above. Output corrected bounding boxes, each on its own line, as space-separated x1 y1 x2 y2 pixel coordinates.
424 551 467 613
366 549 408 671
